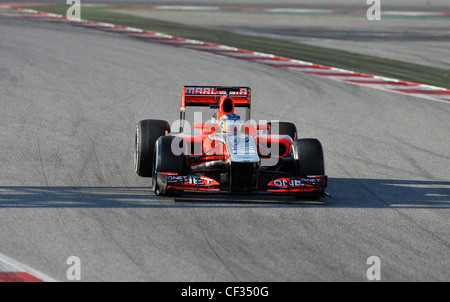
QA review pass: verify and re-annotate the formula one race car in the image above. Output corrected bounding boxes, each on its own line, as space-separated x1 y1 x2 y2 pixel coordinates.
135 86 327 198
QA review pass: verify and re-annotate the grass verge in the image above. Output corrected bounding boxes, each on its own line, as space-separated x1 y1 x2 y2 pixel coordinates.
17 5 450 89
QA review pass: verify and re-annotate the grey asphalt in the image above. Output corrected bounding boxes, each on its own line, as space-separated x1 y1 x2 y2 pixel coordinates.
10 0 450 68
0 14 449 282
114 6 450 70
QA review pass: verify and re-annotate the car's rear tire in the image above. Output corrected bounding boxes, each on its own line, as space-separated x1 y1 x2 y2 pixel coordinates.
268 121 297 140
291 138 325 177
135 119 170 177
152 136 186 196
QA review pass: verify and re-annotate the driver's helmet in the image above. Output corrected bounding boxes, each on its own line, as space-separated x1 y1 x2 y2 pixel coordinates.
218 113 244 134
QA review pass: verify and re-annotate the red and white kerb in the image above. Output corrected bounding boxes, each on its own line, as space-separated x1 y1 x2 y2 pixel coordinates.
0 6 449 104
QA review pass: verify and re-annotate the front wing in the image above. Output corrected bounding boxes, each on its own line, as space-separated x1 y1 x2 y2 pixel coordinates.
155 172 327 196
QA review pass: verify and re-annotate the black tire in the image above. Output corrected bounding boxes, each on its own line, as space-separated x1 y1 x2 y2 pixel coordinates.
152 136 186 196
135 119 170 177
268 121 298 140
291 138 325 177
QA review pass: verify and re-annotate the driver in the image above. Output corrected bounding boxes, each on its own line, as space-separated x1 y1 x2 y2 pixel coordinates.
218 113 244 134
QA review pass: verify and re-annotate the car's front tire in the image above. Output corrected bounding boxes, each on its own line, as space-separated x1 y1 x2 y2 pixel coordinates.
135 119 170 177
290 138 325 199
152 136 186 196
290 138 325 177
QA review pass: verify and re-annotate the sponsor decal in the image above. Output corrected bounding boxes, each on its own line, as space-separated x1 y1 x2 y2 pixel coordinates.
268 177 322 188
167 175 219 186
185 87 248 96
269 178 304 188
230 88 248 96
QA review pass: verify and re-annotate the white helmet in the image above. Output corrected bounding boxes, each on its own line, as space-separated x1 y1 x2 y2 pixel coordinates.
218 113 243 134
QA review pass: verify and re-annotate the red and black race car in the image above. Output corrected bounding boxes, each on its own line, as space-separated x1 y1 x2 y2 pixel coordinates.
135 86 327 198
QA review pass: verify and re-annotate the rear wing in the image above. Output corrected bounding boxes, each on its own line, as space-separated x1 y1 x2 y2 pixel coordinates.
179 86 252 132
181 86 251 109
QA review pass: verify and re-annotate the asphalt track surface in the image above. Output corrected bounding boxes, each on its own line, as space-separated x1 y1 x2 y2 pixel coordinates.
12 0 450 68
116 6 450 69
1 10 450 282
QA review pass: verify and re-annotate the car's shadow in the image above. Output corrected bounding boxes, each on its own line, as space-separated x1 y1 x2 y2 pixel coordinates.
0 178 448 208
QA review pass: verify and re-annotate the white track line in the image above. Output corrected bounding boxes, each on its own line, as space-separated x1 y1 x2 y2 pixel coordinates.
0 251 58 282
1 7 449 104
